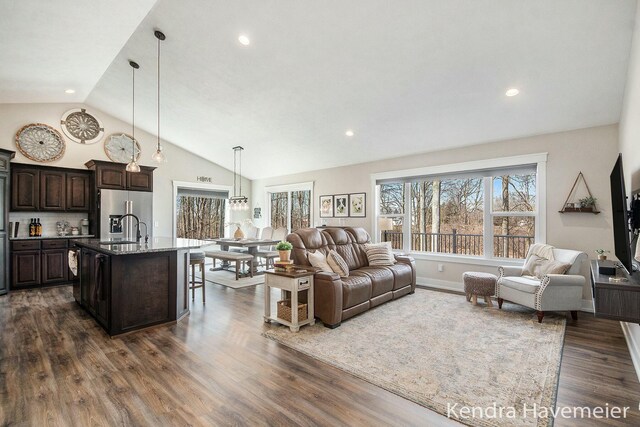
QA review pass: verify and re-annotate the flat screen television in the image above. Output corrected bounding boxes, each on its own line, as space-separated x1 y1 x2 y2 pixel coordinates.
610 154 633 274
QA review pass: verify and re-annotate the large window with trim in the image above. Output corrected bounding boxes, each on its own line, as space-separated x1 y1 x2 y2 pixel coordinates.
266 182 313 232
376 156 543 259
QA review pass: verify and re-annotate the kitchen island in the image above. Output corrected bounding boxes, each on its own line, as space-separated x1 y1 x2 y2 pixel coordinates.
72 237 208 337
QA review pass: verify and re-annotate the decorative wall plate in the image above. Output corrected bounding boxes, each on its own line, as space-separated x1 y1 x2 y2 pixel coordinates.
104 133 141 163
15 123 66 162
61 108 104 144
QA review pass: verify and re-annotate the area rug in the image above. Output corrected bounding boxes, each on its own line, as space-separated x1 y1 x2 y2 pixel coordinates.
194 269 264 289
263 289 565 427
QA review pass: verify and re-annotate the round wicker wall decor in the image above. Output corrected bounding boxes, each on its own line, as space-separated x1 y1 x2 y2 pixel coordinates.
15 123 66 162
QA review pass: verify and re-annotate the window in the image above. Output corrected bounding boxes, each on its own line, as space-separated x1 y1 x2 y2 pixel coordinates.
266 182 313 232
374 154 545 260
176 192 226 239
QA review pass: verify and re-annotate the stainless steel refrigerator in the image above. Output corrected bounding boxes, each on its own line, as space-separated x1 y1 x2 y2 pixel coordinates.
98 189 153 241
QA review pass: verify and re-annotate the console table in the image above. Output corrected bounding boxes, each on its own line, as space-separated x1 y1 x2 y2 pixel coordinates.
591 260 640 323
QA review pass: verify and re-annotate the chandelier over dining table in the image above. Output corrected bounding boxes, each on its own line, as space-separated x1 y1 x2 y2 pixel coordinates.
229 146 249 211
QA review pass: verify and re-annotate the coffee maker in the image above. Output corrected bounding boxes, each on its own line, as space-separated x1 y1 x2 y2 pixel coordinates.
80 219 89 235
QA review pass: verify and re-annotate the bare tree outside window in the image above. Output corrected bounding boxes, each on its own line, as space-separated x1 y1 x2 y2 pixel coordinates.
270 192 288 229
291 190 311 231
176 196 226 239
378 173 536 258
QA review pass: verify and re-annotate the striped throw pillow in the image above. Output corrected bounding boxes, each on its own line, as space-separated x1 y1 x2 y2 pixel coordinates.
326 250 349 278
364 242 395 266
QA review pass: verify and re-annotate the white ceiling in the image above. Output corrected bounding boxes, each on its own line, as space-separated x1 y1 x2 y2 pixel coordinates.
0 0 157 103
2 0 637 179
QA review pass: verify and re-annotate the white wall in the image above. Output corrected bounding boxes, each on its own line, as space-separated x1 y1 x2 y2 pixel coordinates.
618 0 640 381
0 103 251 237
253 124 620 303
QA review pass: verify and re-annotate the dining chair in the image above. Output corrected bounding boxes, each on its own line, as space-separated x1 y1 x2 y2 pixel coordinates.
256 227 288 269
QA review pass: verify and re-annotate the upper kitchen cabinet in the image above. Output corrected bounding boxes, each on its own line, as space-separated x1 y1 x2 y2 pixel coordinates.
66 172 90 211
11 165 39 211
40 170 66 211
86 160 155 192
10 164 91 212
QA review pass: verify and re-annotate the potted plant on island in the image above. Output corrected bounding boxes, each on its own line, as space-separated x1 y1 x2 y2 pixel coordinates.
595 249 610 261
276 240 293 262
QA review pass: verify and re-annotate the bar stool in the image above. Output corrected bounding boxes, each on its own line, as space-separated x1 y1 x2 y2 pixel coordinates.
189 252 206 303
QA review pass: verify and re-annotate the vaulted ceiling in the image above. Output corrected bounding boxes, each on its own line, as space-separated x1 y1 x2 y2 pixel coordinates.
1 0 637 179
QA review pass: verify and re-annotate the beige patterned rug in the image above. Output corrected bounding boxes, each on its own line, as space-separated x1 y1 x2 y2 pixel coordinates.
263 289 565 427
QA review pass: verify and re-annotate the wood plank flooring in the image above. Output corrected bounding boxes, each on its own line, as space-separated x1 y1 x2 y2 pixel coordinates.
1 284 640 426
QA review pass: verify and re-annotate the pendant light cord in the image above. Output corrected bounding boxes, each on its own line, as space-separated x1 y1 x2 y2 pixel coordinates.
157 35 161 151
132 64 135 162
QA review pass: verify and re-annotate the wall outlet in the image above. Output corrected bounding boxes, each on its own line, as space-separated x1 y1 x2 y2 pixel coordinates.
154 221 159 228
437 263 444 272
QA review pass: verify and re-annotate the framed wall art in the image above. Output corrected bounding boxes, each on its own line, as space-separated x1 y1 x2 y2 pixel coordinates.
349 193 366 217
319 195 334 218
334 194 348 217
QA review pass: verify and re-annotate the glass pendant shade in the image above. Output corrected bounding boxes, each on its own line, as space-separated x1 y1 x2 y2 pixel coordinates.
151 147 166 163
126 160 141 173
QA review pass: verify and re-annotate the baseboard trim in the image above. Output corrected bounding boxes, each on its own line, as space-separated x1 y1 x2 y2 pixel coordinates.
417 277 595 313
620 322 640 382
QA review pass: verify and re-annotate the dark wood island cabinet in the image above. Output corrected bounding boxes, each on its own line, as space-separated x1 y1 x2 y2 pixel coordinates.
73 238 206 336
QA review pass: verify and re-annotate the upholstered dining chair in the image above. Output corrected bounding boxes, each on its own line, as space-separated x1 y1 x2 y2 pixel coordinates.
497 244 587 323
256 227 287 269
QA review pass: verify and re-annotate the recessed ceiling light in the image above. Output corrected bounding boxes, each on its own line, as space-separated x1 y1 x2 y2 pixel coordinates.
345 130 354 137
238 34 250 46
505 88 519 97
65 89 75 94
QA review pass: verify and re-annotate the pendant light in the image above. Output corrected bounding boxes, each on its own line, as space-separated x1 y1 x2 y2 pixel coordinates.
126 60 141 173
229 146 249 211
151 30 167 163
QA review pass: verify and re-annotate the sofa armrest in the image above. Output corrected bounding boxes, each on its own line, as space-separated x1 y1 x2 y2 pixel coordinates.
394 255 417 292
498 266 523 278
313 271 343 326
544 274 585 287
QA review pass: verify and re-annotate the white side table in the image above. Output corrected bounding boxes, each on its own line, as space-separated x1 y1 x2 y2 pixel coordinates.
264 270 315 332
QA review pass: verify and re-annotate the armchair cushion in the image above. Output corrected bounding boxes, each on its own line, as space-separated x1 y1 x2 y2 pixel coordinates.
522 255 571 279
499 276 540 294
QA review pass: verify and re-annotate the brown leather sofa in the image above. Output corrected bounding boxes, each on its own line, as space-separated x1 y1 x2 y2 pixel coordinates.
287 227 416 328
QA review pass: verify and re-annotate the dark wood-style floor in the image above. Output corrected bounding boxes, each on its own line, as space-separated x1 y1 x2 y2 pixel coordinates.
1 284 639 426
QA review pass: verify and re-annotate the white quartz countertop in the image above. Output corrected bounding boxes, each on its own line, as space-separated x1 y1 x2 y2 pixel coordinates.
72 237 210 255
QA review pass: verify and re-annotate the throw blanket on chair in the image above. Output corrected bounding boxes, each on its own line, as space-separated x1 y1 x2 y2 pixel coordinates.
527 243 555 261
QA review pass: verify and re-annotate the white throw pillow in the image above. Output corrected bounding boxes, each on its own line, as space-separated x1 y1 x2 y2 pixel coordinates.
307 250 333 273
364 242 395 266
326 250 349 278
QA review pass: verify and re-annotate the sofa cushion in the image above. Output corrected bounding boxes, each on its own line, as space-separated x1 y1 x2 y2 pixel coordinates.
364 242 395 266
384 263 413 289
341 275 372 309
308 250 332 273
323 228 369 270
500 276 540 294
327 250 349 277
287 228 329 266
352 267 394 297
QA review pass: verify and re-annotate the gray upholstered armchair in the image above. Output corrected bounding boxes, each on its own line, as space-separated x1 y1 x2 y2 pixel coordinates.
497 245 588 323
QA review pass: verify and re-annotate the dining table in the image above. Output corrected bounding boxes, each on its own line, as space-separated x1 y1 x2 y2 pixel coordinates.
208 238 281 275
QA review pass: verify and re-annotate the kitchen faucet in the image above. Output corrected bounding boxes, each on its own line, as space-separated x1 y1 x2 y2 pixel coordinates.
117 214 148 243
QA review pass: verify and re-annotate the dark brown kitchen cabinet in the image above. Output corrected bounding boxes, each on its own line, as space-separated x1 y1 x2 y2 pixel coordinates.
12 250 41 289
10 165 91 212
40 170 66 211
0 150 12 295
11 166 39 211
85 160 155 192
127 168 154 191
41 249 68 284
66 172 90 211
80 247 110 328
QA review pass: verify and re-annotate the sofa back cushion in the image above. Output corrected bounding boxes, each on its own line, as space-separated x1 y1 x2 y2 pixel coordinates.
287 227 371 270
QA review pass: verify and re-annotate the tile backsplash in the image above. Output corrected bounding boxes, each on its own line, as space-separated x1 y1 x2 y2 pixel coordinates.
8 212 89 238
